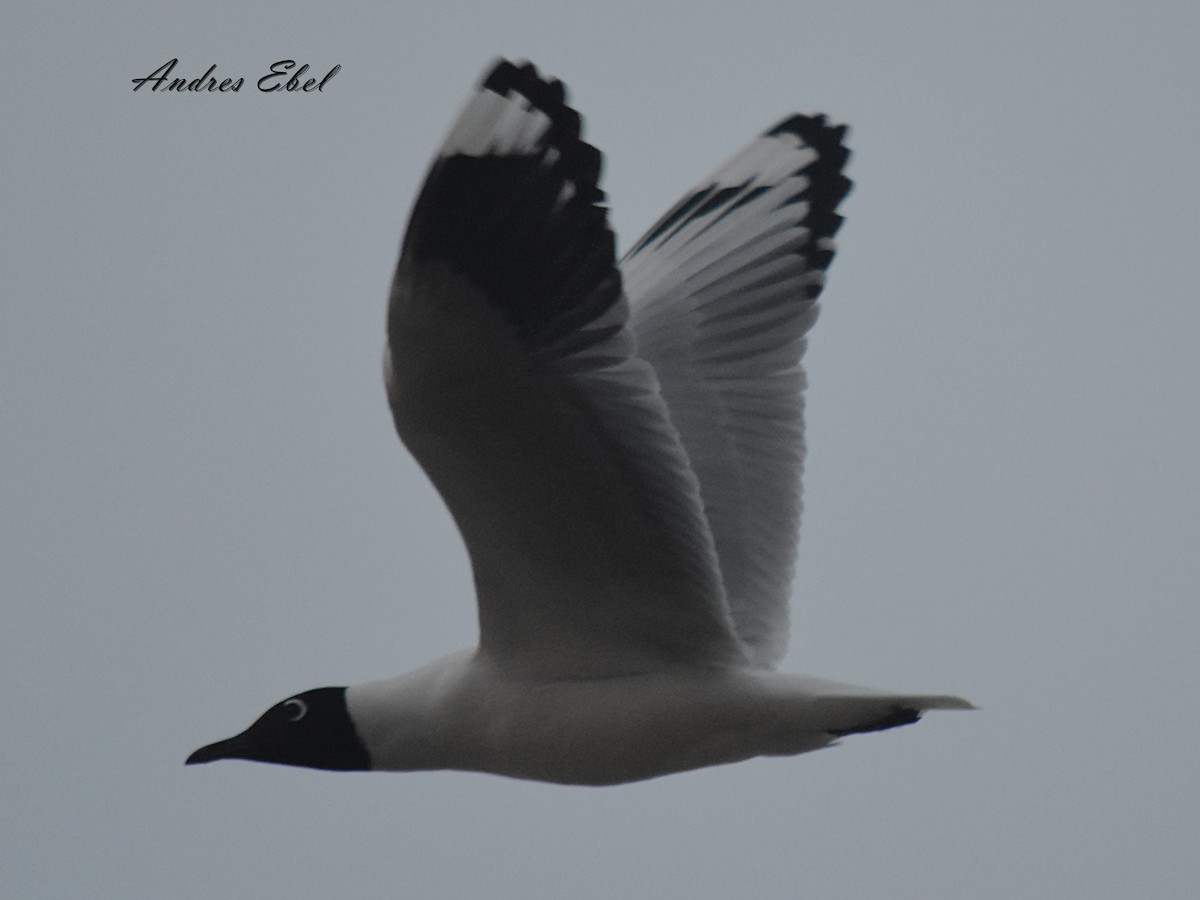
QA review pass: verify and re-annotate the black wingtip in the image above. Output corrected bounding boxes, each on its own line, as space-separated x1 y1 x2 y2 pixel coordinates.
767 113 853 197
482 59 570 119
490 61 597 202
769 113 853 302
767 113 850 159
395 58 620 348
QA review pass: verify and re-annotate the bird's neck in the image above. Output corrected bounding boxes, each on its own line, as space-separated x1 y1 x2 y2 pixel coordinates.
344 648 476 772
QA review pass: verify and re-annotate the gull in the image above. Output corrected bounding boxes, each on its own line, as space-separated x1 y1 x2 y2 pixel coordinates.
187 59 971 785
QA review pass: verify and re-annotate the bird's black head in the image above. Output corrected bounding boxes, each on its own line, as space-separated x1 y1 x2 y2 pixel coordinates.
186 687 370 771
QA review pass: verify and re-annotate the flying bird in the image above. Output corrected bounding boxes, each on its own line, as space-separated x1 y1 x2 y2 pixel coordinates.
187 59 971 785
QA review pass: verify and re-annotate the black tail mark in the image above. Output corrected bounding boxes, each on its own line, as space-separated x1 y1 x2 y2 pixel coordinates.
828 706 922 737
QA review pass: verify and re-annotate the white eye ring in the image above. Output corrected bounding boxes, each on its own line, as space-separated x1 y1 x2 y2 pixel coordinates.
283 698 308 722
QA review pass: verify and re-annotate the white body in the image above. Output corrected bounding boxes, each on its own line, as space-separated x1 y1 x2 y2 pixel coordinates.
349 652 970 785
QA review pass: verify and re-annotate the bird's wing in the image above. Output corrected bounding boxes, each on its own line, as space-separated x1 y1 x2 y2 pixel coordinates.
621 115 852 668
387 60 747 678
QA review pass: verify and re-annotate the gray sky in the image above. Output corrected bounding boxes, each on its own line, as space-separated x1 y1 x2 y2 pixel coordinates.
4 1 1199 898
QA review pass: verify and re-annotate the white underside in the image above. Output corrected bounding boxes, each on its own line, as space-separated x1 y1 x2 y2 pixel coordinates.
347 649 972 786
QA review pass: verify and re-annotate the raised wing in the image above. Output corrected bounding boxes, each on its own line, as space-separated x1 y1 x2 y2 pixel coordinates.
387 60 748 677
622 116 852 668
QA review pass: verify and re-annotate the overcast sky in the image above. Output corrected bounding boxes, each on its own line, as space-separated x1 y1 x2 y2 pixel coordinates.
4 2 1199 898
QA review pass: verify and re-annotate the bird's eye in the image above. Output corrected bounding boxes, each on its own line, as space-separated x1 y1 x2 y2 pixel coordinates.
282 698 308 722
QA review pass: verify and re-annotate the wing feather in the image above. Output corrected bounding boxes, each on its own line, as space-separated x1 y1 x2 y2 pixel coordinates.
387 61 747 676
623 116 852 668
